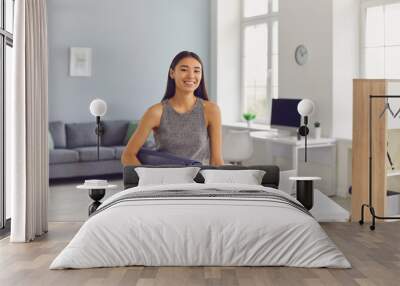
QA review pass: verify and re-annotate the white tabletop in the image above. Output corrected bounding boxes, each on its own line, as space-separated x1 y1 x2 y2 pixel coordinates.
250 132 336 146
76 184 117 190
289 176 322 181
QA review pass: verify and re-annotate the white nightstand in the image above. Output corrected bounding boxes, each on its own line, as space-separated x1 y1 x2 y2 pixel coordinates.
77 182 117 215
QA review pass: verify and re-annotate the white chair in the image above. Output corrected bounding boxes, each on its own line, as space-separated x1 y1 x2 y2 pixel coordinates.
222 129 253 165
279 169 297 195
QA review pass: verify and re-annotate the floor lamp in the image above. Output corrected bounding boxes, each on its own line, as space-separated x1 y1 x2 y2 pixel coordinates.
89 99 107 160
359 94 400 230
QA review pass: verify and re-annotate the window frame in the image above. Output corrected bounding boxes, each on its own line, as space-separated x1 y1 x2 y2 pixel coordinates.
360 0 400 78
240 0 278 124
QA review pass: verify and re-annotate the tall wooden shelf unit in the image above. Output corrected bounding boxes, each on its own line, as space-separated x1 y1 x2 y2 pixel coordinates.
352 79 400 222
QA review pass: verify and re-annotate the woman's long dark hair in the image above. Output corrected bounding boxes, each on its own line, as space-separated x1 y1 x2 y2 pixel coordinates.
162 51 209 101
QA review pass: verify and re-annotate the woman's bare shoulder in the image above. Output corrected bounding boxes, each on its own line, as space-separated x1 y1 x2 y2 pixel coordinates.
145 102 163 117
203 100 221 114
140 102 163 128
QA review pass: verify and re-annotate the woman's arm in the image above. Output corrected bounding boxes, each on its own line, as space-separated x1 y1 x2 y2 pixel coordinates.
206 102 224 166
121 104 162 166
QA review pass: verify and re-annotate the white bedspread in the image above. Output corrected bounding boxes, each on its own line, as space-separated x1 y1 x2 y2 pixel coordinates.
50 183 351 269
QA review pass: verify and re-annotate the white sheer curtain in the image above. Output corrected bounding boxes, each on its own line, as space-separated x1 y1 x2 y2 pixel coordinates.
9 0 49 242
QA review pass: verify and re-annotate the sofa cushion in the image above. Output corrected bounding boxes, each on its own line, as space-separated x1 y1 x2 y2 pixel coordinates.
75 146 115 162
102 120 129 146
48 130 54 150
49 149 79 164
66 122 97 148
114 146 125 160
49 121 67 148
123 121 156 149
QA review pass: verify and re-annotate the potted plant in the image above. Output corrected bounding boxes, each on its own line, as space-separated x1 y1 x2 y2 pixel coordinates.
243 112 256 128
314 121 321 139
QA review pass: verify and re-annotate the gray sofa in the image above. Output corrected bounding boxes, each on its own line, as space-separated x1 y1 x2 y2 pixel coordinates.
49 120 131 180
49 120 200 180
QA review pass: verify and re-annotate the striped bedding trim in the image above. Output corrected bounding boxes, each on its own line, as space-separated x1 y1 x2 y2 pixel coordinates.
91 189 312 218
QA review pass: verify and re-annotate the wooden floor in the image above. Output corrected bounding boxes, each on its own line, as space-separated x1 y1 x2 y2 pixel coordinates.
0 222 400 286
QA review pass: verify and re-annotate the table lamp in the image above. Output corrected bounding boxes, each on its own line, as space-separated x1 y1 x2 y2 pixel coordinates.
297 99 315 162
89 99 107 160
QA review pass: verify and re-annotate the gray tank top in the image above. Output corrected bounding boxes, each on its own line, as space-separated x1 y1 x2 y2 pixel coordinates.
154 98 210 163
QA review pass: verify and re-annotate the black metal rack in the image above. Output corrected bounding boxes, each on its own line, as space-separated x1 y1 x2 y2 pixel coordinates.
360 95 400 230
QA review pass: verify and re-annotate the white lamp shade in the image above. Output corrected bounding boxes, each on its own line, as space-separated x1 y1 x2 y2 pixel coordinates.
297 99 315 116
89 99 107 117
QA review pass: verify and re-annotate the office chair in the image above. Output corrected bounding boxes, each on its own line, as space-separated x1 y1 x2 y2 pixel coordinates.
222 129 254 165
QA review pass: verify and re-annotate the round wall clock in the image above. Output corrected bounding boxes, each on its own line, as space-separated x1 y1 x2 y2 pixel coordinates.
295 45 308 65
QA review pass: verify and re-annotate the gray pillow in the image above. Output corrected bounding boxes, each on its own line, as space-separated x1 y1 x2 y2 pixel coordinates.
101 120 129 146
66 122 97 148
49 121 66 148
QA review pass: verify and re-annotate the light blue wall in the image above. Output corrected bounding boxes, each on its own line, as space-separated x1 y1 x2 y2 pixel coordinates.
48 0 211 123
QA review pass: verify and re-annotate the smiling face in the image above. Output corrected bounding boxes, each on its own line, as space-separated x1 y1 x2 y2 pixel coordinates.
169 57 202 94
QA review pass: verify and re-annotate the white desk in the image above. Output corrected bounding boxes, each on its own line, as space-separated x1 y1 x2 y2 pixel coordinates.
250 131 337 196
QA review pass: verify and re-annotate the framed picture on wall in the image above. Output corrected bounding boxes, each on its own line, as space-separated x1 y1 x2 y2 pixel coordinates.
70 47 92 77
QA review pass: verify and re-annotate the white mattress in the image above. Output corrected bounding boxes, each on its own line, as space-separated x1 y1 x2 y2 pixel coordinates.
50 183 351 269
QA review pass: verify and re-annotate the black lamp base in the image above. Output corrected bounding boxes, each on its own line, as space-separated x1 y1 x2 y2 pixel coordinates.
88 189 105 215
296 180 314 210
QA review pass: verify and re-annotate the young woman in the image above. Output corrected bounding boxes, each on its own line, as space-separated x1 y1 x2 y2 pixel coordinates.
121 51 224 166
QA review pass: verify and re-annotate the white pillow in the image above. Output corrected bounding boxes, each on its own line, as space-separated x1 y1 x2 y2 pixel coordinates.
200 169 266 185
135 167 201 186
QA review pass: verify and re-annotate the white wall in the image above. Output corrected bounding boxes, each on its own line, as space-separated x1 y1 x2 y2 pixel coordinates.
214 0 361 197
332 0 360 140
332 0 360 197
280 0 360 141
214 0 338 136
212 0 241 123
279 0 333 136
47 0 211 123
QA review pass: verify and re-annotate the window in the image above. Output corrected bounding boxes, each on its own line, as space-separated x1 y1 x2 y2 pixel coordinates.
241 0 278 123
361 0 400 79
1 0 14 230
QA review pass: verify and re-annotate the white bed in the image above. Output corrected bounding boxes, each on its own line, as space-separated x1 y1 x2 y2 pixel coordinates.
50 183 350 269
